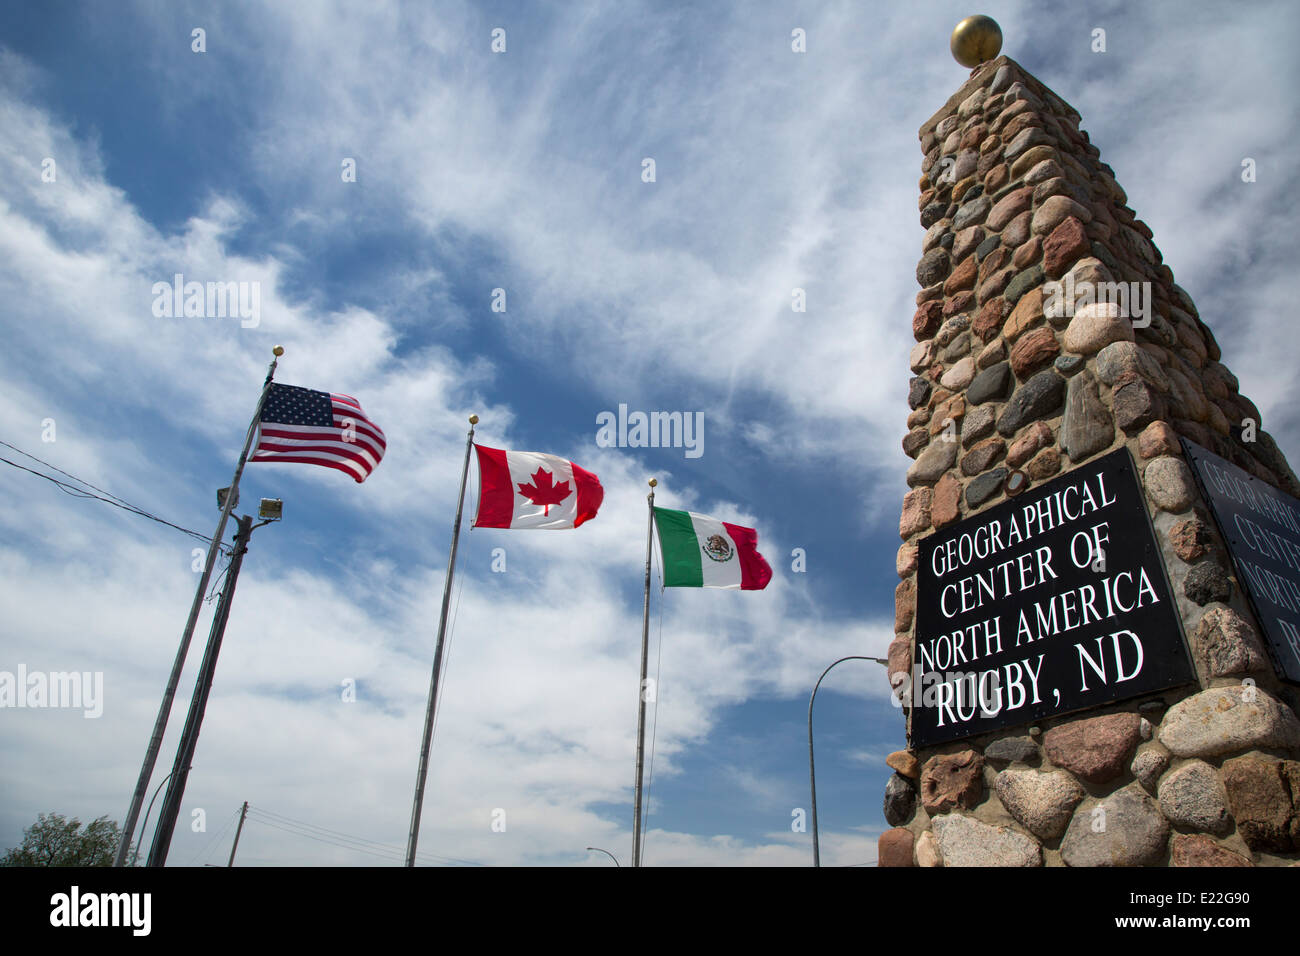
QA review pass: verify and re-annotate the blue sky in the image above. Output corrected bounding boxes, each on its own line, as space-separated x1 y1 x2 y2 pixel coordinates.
1 0 1297 866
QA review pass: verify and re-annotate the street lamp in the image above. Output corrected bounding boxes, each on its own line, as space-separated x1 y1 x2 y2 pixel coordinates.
808 655 888 867
586 846 620 866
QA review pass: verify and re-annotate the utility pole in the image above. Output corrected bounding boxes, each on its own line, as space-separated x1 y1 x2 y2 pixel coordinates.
227 801 249 867
147 515 258 867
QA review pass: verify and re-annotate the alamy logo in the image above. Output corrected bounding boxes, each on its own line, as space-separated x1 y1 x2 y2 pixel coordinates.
1043 274 1151 328
151 273 260 328
595 403 704 459
50 886 150 936
0 666 103 718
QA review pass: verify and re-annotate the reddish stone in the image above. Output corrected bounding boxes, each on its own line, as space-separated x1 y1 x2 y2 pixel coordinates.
1171 834 1252 867
931 472 962 529
960 436 1006 476
978 246 1012 284
1002 209 1033 248
921 750 985 814
895 577 916 633
913 300 944 340
899 487 932 539
976 267 1014 304
984 163 1010 194
943 254 978 294
1043 713 1143 784
1170 518 1213 562
1010 236 1039 272
1006 420 1053 467
897 541 919 578
1009 326 1060 377
918 188 936 211
943 290 975 316
973 297 1006 340
959 124 985 149
878 828 916 867
1025 447 1060 479
987 187 1035 232
1138 420 1180 459
887 637 912 685
902 426 929 459
1222 755 1296 852
1001 112 1042 141
1042 216 1092 278
1005 288 1045 342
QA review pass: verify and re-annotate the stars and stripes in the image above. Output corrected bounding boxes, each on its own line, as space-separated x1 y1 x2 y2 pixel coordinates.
251 383 386 483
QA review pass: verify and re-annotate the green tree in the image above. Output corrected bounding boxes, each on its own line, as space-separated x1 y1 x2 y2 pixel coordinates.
1 813 129 866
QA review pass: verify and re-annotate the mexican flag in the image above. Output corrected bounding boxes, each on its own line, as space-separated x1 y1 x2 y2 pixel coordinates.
654 507 772 590
472 444 604 529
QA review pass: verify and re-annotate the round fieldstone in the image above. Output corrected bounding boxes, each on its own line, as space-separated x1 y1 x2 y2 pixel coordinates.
1062 303 1135 354
1032 195 1093 235
884 772 916 826
1009 326 1060 378
1158 686 1300 758
1191 604 1268 677
952 196 992 231
1003 264 1045 307
968 361 1014 405
961 436 1006 476
878 827 915 867
886 749 920 778
1043 712 1143 784
1157 760 1232 835
938 231 955 249
908 376 932 410
1060 785 1170 867
986 186 1035 231
996 370 1064 437
1183 562 1232 606
1171 834 1253 867
996 769 1086 840
915 830 941 867
921 201 948 228
1059 370 1114 462
966 468 1008 507
1054 353 1084 374
916 248 952 287
1131 747 1169 794
899 487 931 538
984 736 1039 764
961 404 997 446
931 813 1042 867
920 750 984 814
1025 446 1061 478
975 234 1001 261
1143 456 1196 512
1221 754 1297 852
906 437 958 487
940 356 977 390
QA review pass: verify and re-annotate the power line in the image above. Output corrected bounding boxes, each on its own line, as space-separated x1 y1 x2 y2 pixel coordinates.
0 439 227 551
244 805 485 867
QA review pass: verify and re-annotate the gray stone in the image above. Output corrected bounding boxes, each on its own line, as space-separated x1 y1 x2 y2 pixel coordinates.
952 196 992 231
941 331 972 362
975 234 1001 261
1183 562 1232 606
1059 370 1113 462
1143 456 1196 512
1095 340 1170 392
1003 126 1054 162
997 371 1065 437
1060 785 1170 867
968 361 1014 405
916 248 952 287
938 231 955 250
906 437 958 487
1003 265 1045 307
883 772 916 826
1054 353 1084 375
989 64 1012 94
931 813 1043 867
908 376 931 410
1131 748 1170 794
966 468 1008 507
921 201 948 228
1158 686 1300 758
940 356 977 390
1157 760 1232 835
984 736 1039 764
1192 604 1270 677
961 404 997 446
996 769 1086 840
1185 561 1232 606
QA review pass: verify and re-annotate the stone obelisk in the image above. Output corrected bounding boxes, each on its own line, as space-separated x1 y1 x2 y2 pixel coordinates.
881 18 1300 867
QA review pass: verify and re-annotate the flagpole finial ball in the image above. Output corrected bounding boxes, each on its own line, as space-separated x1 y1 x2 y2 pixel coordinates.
951 15 1002 67
272 345 284 356
648 478 657 488
469 414 479 425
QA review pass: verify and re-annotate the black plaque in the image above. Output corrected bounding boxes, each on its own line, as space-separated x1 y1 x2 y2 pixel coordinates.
910 446 1194 748
1180 438 1300 684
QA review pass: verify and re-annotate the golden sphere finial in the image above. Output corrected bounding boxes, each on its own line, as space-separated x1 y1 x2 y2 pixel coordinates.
272 345 284 356
648 478 657 488
469 414 479 425
951 15 1002 68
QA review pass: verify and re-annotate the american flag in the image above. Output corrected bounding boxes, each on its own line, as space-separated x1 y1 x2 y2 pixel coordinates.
251 383 386 483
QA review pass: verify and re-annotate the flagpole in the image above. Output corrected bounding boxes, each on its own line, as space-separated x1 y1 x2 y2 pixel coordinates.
632 477 656 868
406 413 478 867
114 345 284 868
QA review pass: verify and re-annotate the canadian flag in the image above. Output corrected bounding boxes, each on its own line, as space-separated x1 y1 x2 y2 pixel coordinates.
472 444 604 529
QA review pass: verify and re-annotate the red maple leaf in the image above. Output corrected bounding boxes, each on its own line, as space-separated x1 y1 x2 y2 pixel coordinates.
517 468 572 516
